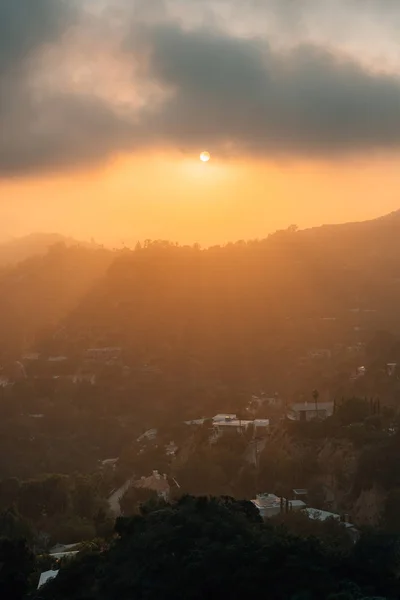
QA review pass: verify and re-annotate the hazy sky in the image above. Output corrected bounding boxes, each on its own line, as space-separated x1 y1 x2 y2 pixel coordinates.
2 0 400 245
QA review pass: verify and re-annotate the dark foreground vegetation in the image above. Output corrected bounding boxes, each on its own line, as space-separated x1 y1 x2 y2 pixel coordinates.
27 496 397 600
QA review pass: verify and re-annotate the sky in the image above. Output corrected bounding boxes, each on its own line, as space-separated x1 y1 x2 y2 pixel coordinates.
2 0 400 246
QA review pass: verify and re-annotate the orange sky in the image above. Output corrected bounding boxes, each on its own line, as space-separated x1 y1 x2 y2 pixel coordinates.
1 151 400 246
2 0 400 245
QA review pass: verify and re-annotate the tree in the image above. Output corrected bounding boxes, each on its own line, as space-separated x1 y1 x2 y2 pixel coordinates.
335 398 371 426
35 496 400 600
119 486 158 516
0 538 35 600
0 506 34 542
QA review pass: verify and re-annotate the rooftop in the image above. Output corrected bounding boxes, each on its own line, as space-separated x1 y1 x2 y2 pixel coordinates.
213 414 237 422
253 493 306 510
134 470 170 494
213 419 253 428
304 508 354 528
38 570 59 589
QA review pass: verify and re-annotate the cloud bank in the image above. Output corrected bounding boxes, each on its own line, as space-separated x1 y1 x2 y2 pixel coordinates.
1 0 400 176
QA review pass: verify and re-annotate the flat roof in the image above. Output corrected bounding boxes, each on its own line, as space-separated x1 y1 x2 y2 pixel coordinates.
214 419 252 427
253 494 306 510
305 508 354 528
38 570 59 589
213 414 237 422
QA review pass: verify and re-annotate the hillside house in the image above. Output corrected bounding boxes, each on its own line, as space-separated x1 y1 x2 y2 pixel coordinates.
288 401 334 422
251 493 306 519
211 415 253 440
134 470 175 501
304 508 359 541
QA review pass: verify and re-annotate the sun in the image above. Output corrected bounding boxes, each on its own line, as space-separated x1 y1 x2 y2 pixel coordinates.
200 151 211 162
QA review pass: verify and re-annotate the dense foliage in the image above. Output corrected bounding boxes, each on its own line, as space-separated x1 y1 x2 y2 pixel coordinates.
34 496 400 600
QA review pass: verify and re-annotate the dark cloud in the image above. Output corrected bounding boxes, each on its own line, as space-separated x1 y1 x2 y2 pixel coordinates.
2 0 400 176
134 24 400 156
0 0 75 73
0 0 136 176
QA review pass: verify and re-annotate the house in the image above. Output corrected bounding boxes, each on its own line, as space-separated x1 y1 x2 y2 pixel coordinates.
37 569 59 589
133 470 172 501
304 508 350 525
288 401 334 422
213 414 237 422
252 493 306 519
212 415 254 440
304 508 359 541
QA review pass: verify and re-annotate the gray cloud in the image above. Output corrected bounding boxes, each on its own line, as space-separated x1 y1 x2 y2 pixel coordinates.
0 0 137 176
0 0 74 73
132 23 400 156
2 0 400 176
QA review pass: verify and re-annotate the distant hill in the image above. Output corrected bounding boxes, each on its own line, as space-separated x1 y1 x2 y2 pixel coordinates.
3 210 400 383
17 211 378 380
0 243 114 357
0 233 96 267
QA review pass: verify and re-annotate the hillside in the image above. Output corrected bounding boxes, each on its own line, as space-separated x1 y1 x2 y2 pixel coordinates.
0 233 95 267
36 210 399 391
0 243 114 357
3 210 400 388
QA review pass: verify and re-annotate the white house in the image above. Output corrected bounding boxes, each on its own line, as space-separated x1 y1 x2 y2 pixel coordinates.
304 508 350 525
304 508 358 541
251 493 306 519
212 415 253 440
213 414 237 423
